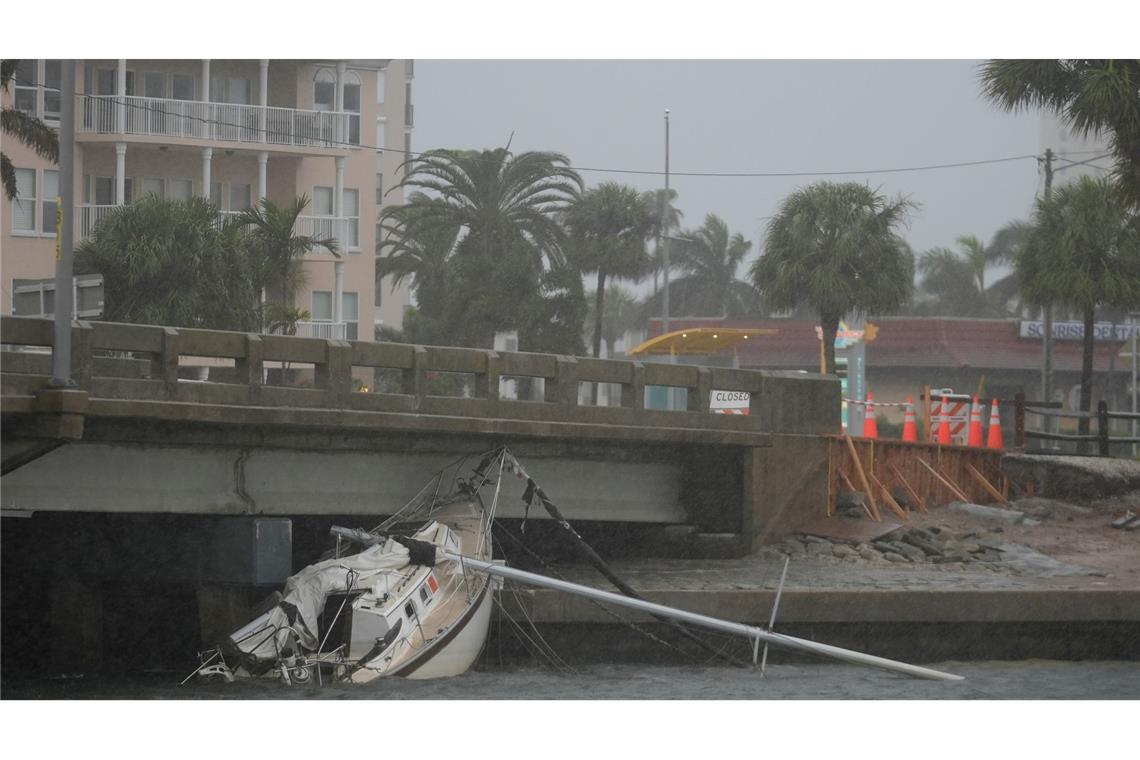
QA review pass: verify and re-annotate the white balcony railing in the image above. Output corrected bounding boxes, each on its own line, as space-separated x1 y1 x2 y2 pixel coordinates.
78 204 118 238
295 215 346 248
272 321 346 340
78 94 350 150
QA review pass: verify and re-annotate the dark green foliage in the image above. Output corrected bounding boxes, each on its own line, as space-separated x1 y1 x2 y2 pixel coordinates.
980 60 1140 207
641 213 761 319
564 182 655 357
75 196 262 331
752 182 915 374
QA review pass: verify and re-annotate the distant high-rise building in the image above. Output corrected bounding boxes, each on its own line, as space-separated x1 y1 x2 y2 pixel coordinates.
3 59 414 340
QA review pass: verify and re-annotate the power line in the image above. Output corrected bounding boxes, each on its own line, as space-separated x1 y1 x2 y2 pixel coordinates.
19 89 1065 181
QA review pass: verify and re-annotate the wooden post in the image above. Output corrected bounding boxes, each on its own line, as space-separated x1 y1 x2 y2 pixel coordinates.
1015 391 1026 450
917 457 969 503
966 462 1007 505
922 384 932 441
844 435 880 521
1097 400 1110 457
889 462 927 513
869 472 907 520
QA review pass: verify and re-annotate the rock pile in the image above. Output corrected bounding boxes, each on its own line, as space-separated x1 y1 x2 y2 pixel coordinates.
780 526 1008 569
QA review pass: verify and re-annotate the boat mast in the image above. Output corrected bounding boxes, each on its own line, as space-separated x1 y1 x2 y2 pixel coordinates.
446 552 963 682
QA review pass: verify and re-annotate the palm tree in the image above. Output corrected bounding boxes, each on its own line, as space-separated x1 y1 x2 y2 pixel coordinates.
564 182 655 359
1018 176 1140 438
74 196 261 330
980 60 1140 206
643 213 759 318
751 182 915 375
392 147 582 271
376 191 461 320
238 195 337 311
2 60 59 200
916 233 1019 317
585 284 642 357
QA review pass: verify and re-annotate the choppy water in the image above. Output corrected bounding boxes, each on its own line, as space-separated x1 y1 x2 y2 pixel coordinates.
5 660 1138 700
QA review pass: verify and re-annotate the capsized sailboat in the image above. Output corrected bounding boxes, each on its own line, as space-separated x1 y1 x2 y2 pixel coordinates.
191 450 505 684
190 447 962 685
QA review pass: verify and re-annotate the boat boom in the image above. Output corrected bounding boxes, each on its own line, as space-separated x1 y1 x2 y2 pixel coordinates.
445 552 963 682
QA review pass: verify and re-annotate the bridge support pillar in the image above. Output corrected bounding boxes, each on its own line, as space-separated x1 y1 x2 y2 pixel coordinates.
743 435 831 551
49 572 104 675
196 585 252 649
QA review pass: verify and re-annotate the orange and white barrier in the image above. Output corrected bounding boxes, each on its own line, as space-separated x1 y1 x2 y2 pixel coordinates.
902 396 918 442
967 396 984 447
986 399 1003 450
863 392 878 439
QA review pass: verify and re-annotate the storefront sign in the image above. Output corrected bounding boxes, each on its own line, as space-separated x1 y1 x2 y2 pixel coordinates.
1019 321 1135 341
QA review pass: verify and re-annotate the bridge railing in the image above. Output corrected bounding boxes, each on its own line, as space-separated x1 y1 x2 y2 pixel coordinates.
1 317 839 435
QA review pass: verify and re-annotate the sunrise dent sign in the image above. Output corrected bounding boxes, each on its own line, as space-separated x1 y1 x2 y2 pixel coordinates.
1019 321 1136 341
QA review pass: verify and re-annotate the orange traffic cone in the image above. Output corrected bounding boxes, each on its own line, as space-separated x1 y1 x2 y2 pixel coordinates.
986 398 1003 450
902 396 918 442
863 392 878 439
967 395 984 447
937 395 953 445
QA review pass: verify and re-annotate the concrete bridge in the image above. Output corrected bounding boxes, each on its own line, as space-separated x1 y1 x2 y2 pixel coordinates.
2 315 839 549
1 315 842 674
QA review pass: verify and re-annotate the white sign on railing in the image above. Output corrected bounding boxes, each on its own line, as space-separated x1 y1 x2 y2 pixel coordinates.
1019 321 1137 342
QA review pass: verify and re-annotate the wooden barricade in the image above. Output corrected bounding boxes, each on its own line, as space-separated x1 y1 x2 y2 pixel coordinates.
827 436 1007 520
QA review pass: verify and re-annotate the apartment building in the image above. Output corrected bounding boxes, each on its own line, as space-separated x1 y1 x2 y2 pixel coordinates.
3 58 415 340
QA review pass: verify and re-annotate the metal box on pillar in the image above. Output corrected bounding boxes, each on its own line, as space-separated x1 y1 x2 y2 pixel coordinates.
200 517 292 586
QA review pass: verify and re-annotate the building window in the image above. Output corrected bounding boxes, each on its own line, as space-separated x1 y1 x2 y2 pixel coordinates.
14 61 37 115
211 76 251 105
93 176 134 206
376 119 386 152
405 83 413 127
13 167 62 236
344 188 359 250
313 186 334 216
141 177 165 198
43 60 62 122
404 132 413 174
42 171 58 236
168 178 193 202
313 69 335 112
311 291 333 322
376 70 386 104
209 182 223 208
230 183 252 212
375 173 383 205
344 72 361 145
311 291 358 340
11 169 36 233
343 291 359 340
171 74 194 101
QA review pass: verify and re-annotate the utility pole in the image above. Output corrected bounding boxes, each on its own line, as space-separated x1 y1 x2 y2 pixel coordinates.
50 60 77 388
1041 148 1054 437
661 109 671 335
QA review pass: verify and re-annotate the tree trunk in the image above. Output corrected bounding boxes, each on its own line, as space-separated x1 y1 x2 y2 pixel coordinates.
592 270 607 359
821 313 840 376
1077 305 1096 446
591 270 607 405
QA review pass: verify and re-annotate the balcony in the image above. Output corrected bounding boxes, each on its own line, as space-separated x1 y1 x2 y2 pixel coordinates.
271 321 346 340
78 205 346 249
77 94 350 151
78 205 117 238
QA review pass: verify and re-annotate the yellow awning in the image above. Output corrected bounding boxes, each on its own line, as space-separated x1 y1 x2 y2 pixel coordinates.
628 327 778 356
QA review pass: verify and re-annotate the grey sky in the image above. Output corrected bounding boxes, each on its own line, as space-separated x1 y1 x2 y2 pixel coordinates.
413 59 1042 277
